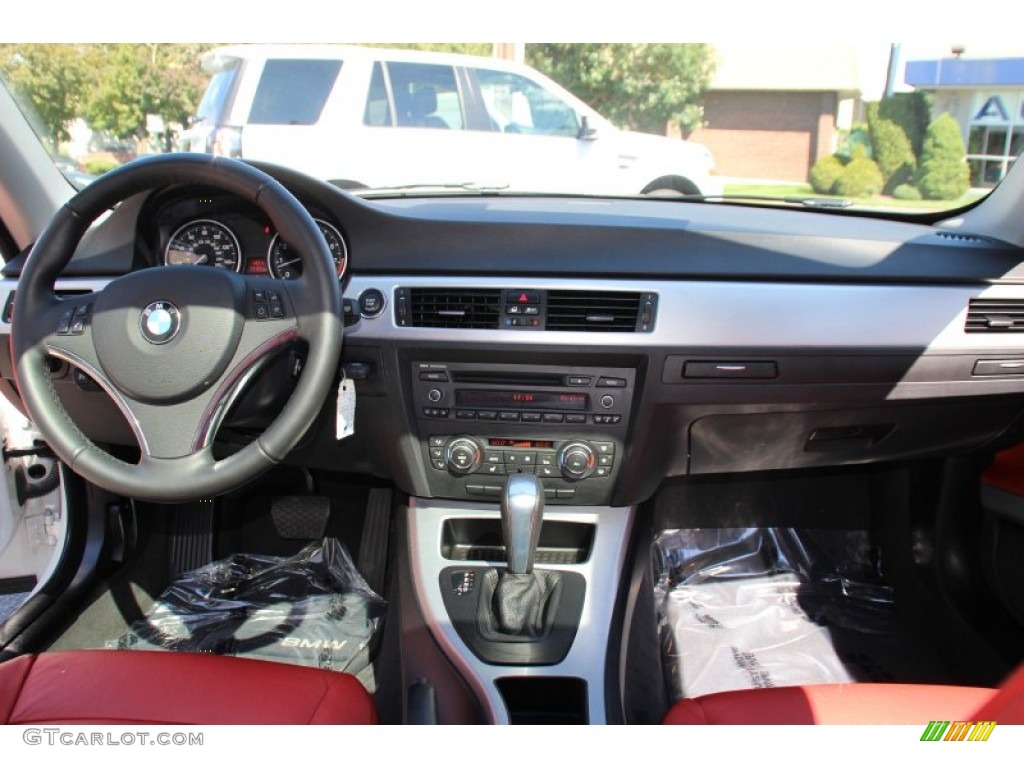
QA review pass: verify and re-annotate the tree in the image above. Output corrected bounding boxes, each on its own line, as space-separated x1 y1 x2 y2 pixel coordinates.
526 44 714 135
0 44 91 149
85 44 210 145
916 113 970 201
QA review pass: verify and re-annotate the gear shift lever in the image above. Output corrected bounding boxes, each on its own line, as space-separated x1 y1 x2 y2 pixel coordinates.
501 474 544 574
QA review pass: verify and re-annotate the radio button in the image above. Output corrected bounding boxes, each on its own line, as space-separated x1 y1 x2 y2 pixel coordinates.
484 451 504 464
597 376 627 388
499 411 520 421
536 452 557 467
477 410 497 420
598 454 614 467
543 413 565 423
431 459 447 471
479 464 505 476
593 441 615 455
600 395 615 409
594 466 611 478
419 371 449 382
567 376 592 386
521 412 542 423
455 410 477 420
536 466 559 478
429 447 444 460
566 414 586 424
429 436 450 447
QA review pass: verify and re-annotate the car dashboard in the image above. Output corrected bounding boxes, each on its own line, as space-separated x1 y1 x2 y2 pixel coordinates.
3 162 1024 511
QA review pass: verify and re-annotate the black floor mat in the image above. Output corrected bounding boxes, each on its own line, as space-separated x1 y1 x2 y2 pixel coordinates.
216 474 368 560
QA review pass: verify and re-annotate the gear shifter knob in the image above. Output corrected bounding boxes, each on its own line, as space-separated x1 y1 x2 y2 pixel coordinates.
501 474 544 574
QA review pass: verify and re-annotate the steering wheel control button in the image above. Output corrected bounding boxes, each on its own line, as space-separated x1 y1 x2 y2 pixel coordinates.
140 301 181 345
358 288 385 318
251 289 288 321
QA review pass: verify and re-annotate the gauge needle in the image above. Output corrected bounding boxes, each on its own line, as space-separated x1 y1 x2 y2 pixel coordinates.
277 257 302 268
194 254 209 265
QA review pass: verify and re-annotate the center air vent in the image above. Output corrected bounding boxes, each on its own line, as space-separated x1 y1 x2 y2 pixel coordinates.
966 297 1024 332
402 288 501 329
546 290 650 332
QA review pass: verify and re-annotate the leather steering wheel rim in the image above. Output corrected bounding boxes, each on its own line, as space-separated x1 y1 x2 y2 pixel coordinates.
10 154 343 502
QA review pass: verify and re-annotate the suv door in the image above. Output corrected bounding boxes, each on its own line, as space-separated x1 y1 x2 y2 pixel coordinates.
354 60 485 188
464 66 620 194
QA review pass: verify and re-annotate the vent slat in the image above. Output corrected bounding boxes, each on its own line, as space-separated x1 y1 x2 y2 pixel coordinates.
546 290 640 332
966 298 1024 333
409 288 500 329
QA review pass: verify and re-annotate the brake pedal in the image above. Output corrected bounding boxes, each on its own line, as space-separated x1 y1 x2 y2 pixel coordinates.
271 496 330 539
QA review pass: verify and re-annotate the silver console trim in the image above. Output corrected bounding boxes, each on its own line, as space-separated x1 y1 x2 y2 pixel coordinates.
407 497 635 724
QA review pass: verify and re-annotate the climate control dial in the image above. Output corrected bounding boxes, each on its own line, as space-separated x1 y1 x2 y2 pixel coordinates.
444 436 484 476
558 441 597 480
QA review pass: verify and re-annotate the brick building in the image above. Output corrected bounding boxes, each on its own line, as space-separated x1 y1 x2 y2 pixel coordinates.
690 44 877 183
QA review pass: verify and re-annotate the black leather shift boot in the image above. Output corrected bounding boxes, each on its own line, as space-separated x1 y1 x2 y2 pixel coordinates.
477 569 563 641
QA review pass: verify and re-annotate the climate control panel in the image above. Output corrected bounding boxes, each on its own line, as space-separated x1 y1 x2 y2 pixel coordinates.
426 435 617 503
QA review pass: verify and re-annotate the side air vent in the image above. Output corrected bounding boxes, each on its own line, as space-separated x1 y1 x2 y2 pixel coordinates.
402 288 501 329
546 290 651 332
966 298 1024 332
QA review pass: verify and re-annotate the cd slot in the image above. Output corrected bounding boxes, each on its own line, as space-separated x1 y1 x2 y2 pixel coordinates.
451 371 565 387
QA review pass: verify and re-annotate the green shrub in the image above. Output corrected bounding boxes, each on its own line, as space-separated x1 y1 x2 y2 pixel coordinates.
809 155 845 194
834 156 884 198
869 117 916 192
879 92 932 158
836 125 871 163
84 158 120 175
916 113 970 201
892 183 922 201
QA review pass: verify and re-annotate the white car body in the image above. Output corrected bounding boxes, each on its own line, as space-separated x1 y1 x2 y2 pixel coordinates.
180 45 723 197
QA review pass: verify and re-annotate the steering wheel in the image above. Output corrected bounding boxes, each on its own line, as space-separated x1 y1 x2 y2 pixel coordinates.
10 154 343 503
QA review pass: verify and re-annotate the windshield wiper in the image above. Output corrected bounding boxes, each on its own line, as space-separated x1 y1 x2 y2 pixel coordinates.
675 193 854 209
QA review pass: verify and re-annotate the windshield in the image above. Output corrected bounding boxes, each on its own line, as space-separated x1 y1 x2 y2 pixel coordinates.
0 42 1019 212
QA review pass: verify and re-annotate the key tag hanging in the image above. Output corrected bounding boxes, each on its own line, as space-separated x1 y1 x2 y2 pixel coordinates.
336 371 356 440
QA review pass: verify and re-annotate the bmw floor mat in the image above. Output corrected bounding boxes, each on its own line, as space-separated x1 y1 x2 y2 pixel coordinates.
108 538 384 673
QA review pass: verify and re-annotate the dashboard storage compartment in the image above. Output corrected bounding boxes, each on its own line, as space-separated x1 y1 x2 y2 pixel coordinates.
441 518 595 565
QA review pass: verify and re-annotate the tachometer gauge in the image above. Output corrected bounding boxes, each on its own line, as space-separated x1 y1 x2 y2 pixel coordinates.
164 220 242 272
267 220 348 281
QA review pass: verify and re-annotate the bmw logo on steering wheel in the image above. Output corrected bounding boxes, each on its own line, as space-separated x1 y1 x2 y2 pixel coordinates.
140 301 181 345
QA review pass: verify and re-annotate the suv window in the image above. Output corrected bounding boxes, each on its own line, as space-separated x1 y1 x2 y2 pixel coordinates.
474 69 578 137
385 62 464 130
248 59 342 125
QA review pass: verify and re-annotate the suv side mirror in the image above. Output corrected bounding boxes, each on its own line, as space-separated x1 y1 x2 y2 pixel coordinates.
578 115 598 141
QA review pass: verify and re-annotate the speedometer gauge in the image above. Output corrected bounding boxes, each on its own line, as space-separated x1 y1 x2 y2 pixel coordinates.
164 220 242 272
267 220 348 281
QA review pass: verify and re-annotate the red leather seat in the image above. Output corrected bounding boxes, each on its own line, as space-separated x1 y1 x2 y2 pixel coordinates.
662 666 1024 725
0 650 378 725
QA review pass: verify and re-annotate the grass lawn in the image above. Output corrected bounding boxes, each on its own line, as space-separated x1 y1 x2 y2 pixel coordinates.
724 183 987 213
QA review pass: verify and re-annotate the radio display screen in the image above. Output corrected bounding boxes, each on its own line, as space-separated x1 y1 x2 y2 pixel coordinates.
456 390 589 410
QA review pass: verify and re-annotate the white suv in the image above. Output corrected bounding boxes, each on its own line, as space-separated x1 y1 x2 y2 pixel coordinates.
180 45 723 197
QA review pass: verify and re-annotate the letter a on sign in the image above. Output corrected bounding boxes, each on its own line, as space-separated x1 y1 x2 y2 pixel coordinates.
975 96 1010 121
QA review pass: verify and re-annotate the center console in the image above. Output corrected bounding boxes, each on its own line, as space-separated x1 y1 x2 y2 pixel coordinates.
410 361 636 504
